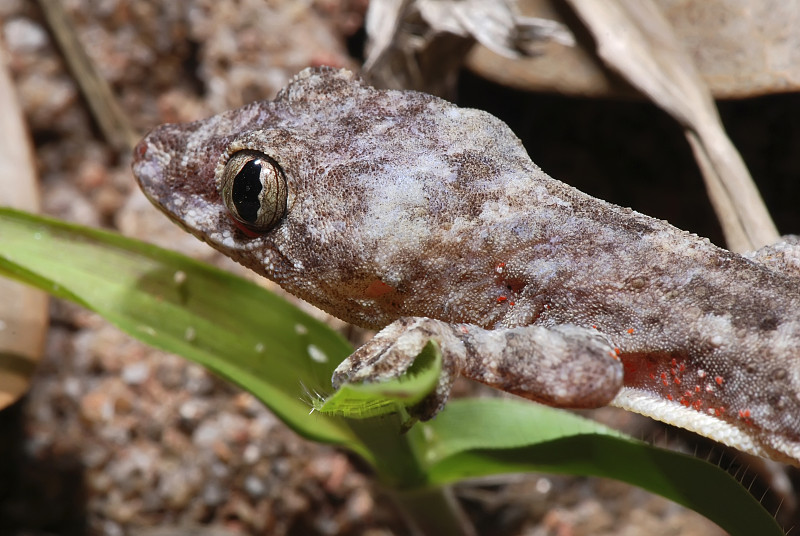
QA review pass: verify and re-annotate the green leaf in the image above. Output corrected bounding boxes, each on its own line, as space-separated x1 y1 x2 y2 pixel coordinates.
417 399 784 536
0 208 357 449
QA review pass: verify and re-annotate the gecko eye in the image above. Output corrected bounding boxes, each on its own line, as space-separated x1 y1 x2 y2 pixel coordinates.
220 150 287 234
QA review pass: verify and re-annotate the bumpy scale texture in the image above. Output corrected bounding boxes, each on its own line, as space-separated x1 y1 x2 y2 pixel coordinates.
133 67 800 466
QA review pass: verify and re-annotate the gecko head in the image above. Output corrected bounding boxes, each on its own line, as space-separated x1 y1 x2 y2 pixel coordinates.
133 67 538 327
132 98 317 293
132 68 433 326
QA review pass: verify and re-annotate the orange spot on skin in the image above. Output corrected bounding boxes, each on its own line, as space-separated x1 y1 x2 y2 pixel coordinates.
614 348 621 356
739 409 751 419
365 280 395 298
667 394 673 401
497 296 507 303
715 376 724 385
627 328 635 334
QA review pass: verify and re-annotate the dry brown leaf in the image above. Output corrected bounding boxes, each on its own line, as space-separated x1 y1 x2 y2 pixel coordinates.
0 41 48 410
364 0 573 95
469 0 800 98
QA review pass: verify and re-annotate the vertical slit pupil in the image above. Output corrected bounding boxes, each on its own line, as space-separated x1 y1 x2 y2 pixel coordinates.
232 160 263 223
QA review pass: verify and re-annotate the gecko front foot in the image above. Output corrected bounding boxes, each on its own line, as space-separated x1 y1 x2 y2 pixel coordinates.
332 318 625 420
331 317 465 419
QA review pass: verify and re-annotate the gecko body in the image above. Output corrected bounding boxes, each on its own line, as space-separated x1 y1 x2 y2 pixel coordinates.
133 67 800 466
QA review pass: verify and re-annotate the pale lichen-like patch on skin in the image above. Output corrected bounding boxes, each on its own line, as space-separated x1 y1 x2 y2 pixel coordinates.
134 67 800 466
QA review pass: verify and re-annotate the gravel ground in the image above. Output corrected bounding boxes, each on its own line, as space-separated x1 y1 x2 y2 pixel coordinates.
1 1 799 535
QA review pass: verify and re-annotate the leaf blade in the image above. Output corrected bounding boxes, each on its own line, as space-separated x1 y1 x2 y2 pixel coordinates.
419 399 784 536
0 208 358 449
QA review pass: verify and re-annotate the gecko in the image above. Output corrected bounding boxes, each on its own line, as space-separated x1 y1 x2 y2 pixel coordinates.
132 67 800 466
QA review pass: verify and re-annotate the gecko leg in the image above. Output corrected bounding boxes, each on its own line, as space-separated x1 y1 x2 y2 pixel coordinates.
331 318 624 420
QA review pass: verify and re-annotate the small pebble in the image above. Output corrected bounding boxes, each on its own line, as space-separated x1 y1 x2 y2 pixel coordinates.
3 17 48 52
244 475 266 499
202 482 227 507
122 361 151 385
243 443 260 464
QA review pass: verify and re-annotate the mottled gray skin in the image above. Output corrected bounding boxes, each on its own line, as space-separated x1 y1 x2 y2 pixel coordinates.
133 67 800 465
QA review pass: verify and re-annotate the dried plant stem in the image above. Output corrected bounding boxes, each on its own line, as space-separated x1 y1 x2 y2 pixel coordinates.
36 0 139 152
